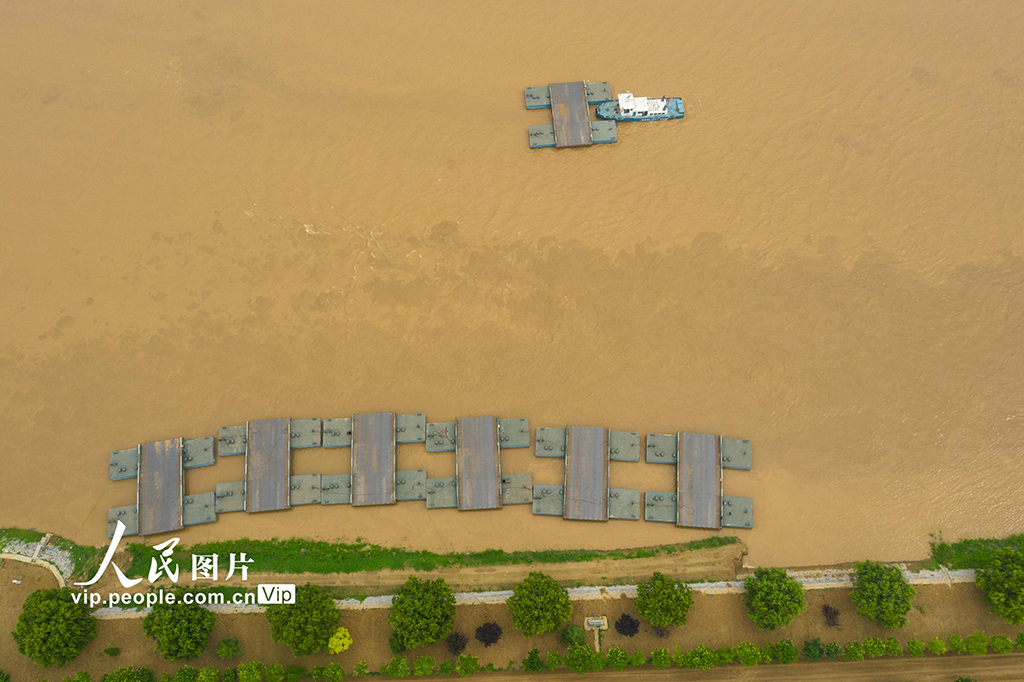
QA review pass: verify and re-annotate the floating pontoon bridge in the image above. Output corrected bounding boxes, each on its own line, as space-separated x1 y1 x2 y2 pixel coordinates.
525 81 617 149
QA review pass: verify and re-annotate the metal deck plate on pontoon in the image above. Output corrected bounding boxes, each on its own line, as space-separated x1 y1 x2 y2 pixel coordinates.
322 418 353 448
246 418 291 513
183 437 215 469
550 81 592 148
585 82 612 103
535 427 567 457
109 448 139 480
645 433 678 464
497 418 530 448
217 425 247 456
138 439 183 536
215 481 245 513
290 473 322 505
290 419 322 449
532 484 565 516
425 477 458 509
678 432 721 530
396 469 427 501
609 431 640 462
528 125 556 149
644 491 678 523
426 421 456 452
590 121 617 144
564 426 609 521
608 488 641 520
182 492 217 526
321 474 352 504
351 412 396 506
722 496 753 529
525 86 552 109
457 416 502 510
500 473 533 505
722 438 752 470
396 414 426 443
107 505 139 539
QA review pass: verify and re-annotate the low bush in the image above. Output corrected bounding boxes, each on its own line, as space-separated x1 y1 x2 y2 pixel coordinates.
310 663 345 682
862 637 885 659
387 633 406 655
522 649 542 673
1016 632 1024 649
928 637 947 655
412 656 435 677
605 647 629 671
216 638 243 660
197 670 218 682
565 644 601 674
823 642 842 659
100 668 155 682
104 648 121 657
884 636 902 656
328 627 352 654
947 634 967 653
614 614 639 637
446 632 468 657
843 641 864 661
264 664 285 682
354 661 369 676
384 657 410 678
821 603 840 628
455 655 480 677
991 635 1013 654
475 622 502 647
545 652 562 671
628 651 646 666
168 666 198 682
0 670 8 682
237 662 264 682
561 624 587 647
773 640 798 663
734 642 763 666
906 638 925 657
966 631 988 655
220 666 238 682
284 664 305 681
802 638 823 660
437 662 453 676
714 647 734 665
650 648 672 669
63 673 91 682
675 645 714 670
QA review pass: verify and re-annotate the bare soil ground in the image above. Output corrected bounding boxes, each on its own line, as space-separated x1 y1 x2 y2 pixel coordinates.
4 560 1023 682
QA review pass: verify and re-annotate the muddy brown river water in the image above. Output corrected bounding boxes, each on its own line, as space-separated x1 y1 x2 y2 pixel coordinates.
1 1 1022 567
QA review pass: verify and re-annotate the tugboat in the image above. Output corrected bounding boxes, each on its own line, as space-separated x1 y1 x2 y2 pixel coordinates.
596 93 685 122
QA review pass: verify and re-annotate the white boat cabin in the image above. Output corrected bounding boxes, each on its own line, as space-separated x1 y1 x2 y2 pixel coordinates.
618 93 668 116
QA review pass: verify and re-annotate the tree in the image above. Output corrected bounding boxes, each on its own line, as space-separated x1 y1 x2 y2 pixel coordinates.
475 622 502 647
522 649 542 672
446 632 468 656
412 656 436 677
507 572 572 636
742 567 807 631
561 624 587 647
13 587 98 667
100 668 155 682
265 584 340 656
976 549 1024 625
928 637 947 655
850 560 915 629
614 613 639 637
604 648 629 671
217 638 243 660
733 642 762 666
565 644 601 674
388 577 456 650
906 638 925 657
455 655 480 677
142 600 216 660
635 572 694 628
328 627 352 654
384 657 410 678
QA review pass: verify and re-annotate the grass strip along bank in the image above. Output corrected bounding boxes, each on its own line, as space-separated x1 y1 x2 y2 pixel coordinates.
0 527 105 581
930 533 1024 569
124 536 739 578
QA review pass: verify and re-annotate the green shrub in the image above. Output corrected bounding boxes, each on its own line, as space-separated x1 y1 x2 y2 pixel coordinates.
522 649 542 673
285 666 306 682
604 647 629 671
734 642 763 666
561 624 587 647
947 634 967 653
143 599 216 661
507 572 572 636
170 667 199 682
884 636 902 656
388 577 456 651
954 677 978 682
310 663 345 682
823 642 841 659
650 648 671 669
384 657 410 678
220 666 238 682
545 652 562 671
565 644 601 674
850 561 915 629
928 636 947 655
675 645 714 670
197 669 218 682
100 668 155 682
216 638 243 660
104 648 121 657
13 587 98 668
635 572 694 628
628 651 646 666
906 638 925 657
802 638 823 660
237 662 264 682
264 662 285 682
773 640 798 664
62 673 91 682
388 632 407 655
354 662 369 677
966 631 988 655
714 647 734 665
990 634 1013 654
843 641 864 661
437 662 453 676
266 584 340 656
0 670 8 682
862 637 885 658
976 549 1024 625
742 567 806 631
412 656 435 677
455 655 480 676
1017 632 1024 649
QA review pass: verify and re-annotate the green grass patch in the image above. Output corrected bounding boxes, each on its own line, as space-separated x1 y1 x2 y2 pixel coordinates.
929 533 1024 569
126 536 739 578
0 527 46 546
1 528 110 580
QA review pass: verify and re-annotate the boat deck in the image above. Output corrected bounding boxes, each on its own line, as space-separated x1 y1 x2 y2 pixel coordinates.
246 418 291 513
550 81 592 148
564 426 609 521
456 416 502 510
351 412 397 506
677 432 721 529
138 439 183 535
